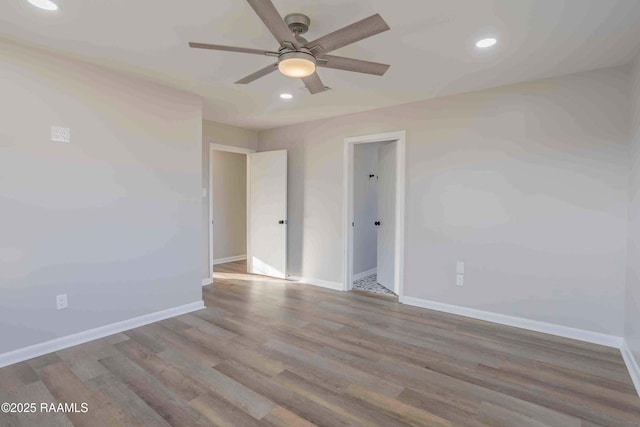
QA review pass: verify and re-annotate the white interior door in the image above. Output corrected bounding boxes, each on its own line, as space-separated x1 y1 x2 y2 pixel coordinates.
248 150 288 278
377 141 396 292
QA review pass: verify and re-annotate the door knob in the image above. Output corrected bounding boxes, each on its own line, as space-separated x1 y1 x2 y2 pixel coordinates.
279 220 288 224
374 221 381 226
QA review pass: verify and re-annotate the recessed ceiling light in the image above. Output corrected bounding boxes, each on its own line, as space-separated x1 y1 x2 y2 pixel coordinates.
279 93 293 100
27 0 59 11
476 38 497 48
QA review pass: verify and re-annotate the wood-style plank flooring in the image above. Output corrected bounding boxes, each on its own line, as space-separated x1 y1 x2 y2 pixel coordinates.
1 260 640 426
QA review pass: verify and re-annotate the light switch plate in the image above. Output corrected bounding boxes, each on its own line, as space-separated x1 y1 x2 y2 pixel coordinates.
51 126 70 143
56 294 68 310
456 261 465 274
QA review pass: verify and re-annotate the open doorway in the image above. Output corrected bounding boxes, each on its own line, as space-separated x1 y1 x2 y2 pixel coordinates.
352 142 394 296
344 131 406 300
207 143 288 283
207 143 254 280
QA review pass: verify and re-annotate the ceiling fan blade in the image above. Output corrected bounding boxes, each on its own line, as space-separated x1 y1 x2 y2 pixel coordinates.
246 0 300 49
302 72 327 95
306 14 389 54
189 42 278 56
319 55 390 76
235 63 279 84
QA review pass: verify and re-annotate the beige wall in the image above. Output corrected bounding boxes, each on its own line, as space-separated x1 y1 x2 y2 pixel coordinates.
211 150 246 261
258 66 630 336
625 52 640 366
203 120 258 149
353 143 379 276
0 40 203 354
201 120 257 278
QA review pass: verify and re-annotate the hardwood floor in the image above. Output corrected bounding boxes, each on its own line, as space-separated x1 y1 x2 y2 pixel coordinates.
1 260 640 426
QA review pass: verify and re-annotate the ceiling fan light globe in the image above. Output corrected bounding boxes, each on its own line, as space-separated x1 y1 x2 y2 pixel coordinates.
278 51 316 78
278 59 316 77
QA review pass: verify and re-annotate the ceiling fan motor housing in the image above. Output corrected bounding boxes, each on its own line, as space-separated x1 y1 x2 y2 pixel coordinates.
285 13 311 35
278 47 315 61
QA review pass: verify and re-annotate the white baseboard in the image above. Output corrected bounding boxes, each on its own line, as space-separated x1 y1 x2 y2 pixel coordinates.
353 268 377 281
401 296 623 349
288 276 345 291
213 255 246 265
202 278 212 286
0 301 205 369
621 340 640 397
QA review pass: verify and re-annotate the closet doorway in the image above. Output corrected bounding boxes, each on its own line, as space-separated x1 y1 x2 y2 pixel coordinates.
343 131 406 300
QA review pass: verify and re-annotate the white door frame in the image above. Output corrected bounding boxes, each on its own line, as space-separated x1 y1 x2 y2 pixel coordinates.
206 140 256 282
343 131 406 300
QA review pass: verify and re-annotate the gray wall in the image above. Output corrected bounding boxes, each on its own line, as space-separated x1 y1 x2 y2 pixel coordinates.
211 150 246 261
625 52 640 366
353 143 379 276
258 66 630 336
201 120 257 278
0 40 203 354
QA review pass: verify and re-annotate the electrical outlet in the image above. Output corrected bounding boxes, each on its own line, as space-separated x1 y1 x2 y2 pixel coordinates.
56 294 68 310
456 274 464 286
51 126 71 143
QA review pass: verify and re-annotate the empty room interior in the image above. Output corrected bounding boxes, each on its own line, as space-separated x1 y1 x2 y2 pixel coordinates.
3 0 640 425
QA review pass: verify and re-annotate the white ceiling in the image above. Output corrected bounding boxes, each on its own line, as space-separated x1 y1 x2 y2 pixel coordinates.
2 0 640 130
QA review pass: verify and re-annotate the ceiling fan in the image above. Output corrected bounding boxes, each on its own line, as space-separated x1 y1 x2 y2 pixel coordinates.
189 0 391 94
